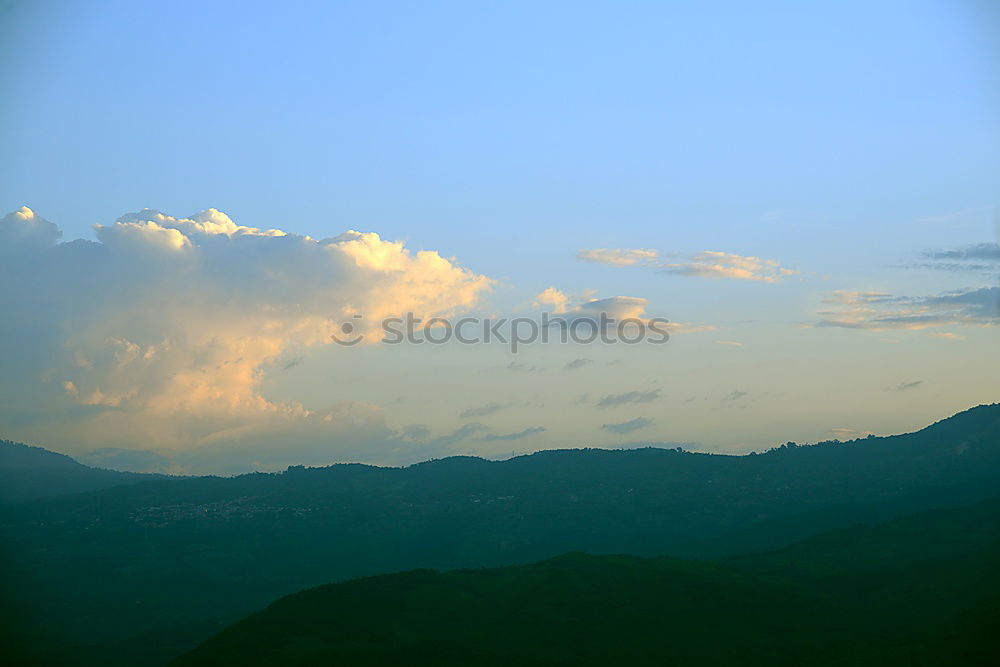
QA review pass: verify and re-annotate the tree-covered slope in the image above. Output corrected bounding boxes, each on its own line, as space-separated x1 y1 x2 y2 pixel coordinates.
1 404 998 665
0 439 166 502
173 500 1000 667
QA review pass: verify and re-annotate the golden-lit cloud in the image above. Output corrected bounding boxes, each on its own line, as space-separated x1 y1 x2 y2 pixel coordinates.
661 251 798 282
577 246 796 282
0 206 493 468
577 248 659 267
533 287 570 314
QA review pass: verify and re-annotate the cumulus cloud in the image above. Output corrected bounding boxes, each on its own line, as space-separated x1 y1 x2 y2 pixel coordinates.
815 287 999 330
577 248 659 267
660 251 797 282
602 417 653 434
0 205 61 247
0 206 493 470
596 389 661 408
533 287 570 314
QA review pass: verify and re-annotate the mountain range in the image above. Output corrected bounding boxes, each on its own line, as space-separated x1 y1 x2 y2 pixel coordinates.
1 403 998 665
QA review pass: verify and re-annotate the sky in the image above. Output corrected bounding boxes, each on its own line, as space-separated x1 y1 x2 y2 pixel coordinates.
0 0 997 473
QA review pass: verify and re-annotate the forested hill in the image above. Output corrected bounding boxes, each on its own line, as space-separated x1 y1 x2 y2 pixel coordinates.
172 499 1000 667
1 403 998 666
0 440 166 502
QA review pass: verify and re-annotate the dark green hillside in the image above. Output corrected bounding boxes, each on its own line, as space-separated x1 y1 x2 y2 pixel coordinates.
173 500 1000 667
1 404 998 665
0 439 167 502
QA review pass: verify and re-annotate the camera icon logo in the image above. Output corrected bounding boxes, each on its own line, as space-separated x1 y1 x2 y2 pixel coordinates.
331 314 364 346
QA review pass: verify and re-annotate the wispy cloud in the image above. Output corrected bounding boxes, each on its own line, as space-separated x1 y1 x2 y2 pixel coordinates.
400 424 431 441
459 402 509 418
904 242 1000 273
888 380 923 392
428 423 489 448
722 390 748 402
577 248 659 267
925 242 1000 261
815 287 999 330
564 358 593 371
507 361 543 373
481 426 546 442
597 389 661 408
660 251 797 282
577 245 796 283
602 417 653 434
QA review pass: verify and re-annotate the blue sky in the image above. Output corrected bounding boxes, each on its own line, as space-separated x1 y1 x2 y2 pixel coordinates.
0 1 997 472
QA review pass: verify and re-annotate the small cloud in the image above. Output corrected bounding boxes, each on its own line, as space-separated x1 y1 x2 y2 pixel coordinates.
815 286 999 330
910 243 1000 272
660 251 796 283
564 358 593 371
665 321 717 335
577 248 659 267
573 393 590 405
602 417 653 434
399 424 430 441
715 340 744 347
888 380 923 392
722 390 747 402
533 287 570 314
507 361 542 373
459 402 508 419
575 296 648 321
597 389 661 408
481 426 546 442
930 332 965 340
427 423 488 448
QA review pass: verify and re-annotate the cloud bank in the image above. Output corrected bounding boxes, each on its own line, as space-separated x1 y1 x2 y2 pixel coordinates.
0 206 493 471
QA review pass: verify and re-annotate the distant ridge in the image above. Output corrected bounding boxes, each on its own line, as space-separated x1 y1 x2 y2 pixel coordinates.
2 403 999 666
0 439 167 502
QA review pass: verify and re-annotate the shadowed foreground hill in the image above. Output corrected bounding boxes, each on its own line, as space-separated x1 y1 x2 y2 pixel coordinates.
173 500 1000 667
0 440 166 502
1 404 999 665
